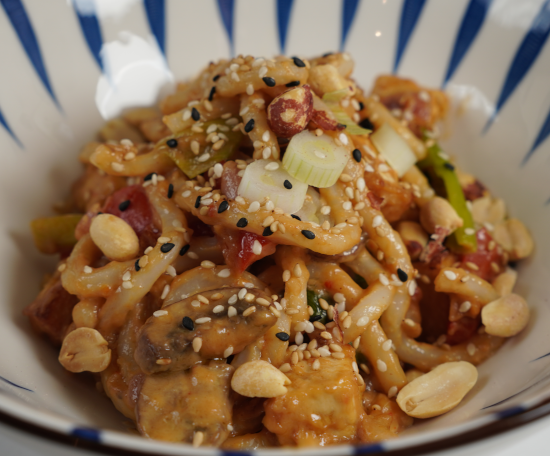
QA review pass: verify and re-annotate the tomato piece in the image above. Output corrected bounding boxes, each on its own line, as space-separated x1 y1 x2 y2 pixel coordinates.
459 228 505 282
446 316 479 345
102 185 159 251
217 227 276 274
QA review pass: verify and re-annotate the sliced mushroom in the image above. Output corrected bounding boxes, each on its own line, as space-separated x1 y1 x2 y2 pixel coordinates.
135 287 278 374
137 362 233 444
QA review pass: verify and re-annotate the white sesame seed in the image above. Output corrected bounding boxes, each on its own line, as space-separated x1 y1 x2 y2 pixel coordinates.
345 187 354 199
182 109 191 121
158 284 170 300
217 269 231 278
111 162 124 172
262 131 270 142
388 386 398 398
379 274 390 286
231 71 240 81
166 265 176 277
467 343 476 356
339 133 348 145
153 310 168 317
404 318 416 327
365 163 375 173
246 83 254 95
252 240 263 255
83 266 93 274
122 271 131 281
262 147 272 159
377 360 387 372
262 162 278 173
357 316 369 327
382 339 393 351
459 301 472 313
465 228 476 235
343 201 352 210
238 288 247 300
122 281 133 289
190 140 200 155
333 293 345 303
182 190 192 198
320 205 331 215
195 317 211 324
444 270 457 281
197 153 211 163
212 305 224 314
318 346 331 357
223 346 234 358
265 200 275 211
295 332 304 345
191 300 200 307
314 150 326 159
408 280 417 296
312 359 321 370
188 252 199 260
228 305 237 317
258 66 268 78
192 431 204 448
248 201 260 212
378 164 390 173
158 236 171 243
372 215 383 228
357 177 366 192
279 363 291 372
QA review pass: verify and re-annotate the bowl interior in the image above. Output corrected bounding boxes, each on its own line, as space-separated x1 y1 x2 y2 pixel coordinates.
1 0 550 454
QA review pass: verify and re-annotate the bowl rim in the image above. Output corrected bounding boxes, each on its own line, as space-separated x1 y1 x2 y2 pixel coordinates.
1 386 550 455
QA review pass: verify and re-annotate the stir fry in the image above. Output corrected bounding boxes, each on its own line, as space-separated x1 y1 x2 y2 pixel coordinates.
25 52 534 449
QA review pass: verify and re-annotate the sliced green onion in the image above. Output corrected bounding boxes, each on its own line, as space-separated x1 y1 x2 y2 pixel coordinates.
237 159 308 214
282 130 350 188
307 289 328 324
370 123 417 177
322 89 351 104
31 214 83 255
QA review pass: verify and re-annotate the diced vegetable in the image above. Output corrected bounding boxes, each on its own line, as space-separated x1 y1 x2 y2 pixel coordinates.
294 187 322 224
237 159 308 214
370 123 417 177
164 120 242 178
282 130 350 188
417 143 477 252
322 89 350 104
31 214 83 255
306 289 328 324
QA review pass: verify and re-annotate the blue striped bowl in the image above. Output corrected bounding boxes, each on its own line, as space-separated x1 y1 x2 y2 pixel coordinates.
2 0 550 454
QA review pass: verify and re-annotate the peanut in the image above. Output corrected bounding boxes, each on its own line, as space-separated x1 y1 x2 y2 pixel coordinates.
59 327 111 373
89 213 139 261
231 360 291 398
493 218 534 260
470 196 506 225
267 85 313 138
481 294 529 337
420 197 463 234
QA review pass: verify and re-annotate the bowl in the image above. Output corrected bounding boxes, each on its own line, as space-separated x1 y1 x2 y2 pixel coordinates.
1 0 550 454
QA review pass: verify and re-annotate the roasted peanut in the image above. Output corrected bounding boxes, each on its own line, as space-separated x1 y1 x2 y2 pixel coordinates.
89 213 139 261
420 196 463 234
396 221 428 261
493 218 534 260
396 361 478 418
308 64 354 97
492 268 517 297
59 327 111 373
231 360 291 398
267 85 313 138
481 294 529 337
310 93 342 131
470 196 506 225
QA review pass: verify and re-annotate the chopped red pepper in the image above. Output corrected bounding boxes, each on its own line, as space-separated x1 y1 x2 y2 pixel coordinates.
459 228 505 282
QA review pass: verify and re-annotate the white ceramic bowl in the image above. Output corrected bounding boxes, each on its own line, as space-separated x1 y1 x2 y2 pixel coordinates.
2 0 550 454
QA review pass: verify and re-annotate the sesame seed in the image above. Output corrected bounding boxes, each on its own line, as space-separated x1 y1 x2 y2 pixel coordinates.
238 288 247 300
314 150 326 159
251 239 263 255
193 431 204 448
465 228 476 235
340 173 352 183
279 363 291 372
248 201 260 213
262 76 276 87
182 190 191 198
218 200 229 214
377 360 387 372
262 147 272 159
188 252 199 259
292 56 305 67
166 138 178 148
339 133 348 145
382 339 393 351
246 83 254 95
397 268 408 282
198 152 211 162
181 316 194 330
244 293 255 302
332 352 345 359
283 179 293 189
208 86 216 101
372 215 383 228
258 66 268 78
408 280 417 296
320 331 332 340
388 386 398 398
329 344 342 352
153 310 168 317
357 316 369 327
459 301 472 313
286 80 300 87
312 359 321 370
291 214 301 221
228 305 237 317
265 200 275 211
404 318 416 327
118 200 130 212
201 260 215 269
379 274 390 286
166 265 176 277
301 230 315 240
466 261 479 271
444 270 457 280
216 269 231 280
195 317 211 325
293 263 302 278
467 343 476 356
243 306 256 317
212 305 224 314
236 217 248 228
160 243 175 253
244 118 255 133
318 346 331 357
83 265 93 274
223 346 234 358
194 196 201 208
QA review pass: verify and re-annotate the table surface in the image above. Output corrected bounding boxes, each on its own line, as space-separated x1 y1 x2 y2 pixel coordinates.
1 414 550 456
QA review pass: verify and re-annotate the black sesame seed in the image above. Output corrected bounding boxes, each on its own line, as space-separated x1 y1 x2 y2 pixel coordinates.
444 162 455 171
352 148 362 163
301 230 315 240
284 180 293 189
262 77 276 87
263 227 274 237
191 107 200 121
226 354 235 364
161 243 175 253
144 172 156 181
97 212 103 215
276 332 290 341
134 259 141 272
292 56 306 68
236 217 248 228
118 200 130 211
359 118 374 130
397 268 408 282
195 196 201 208
244 118 255 133
323 52 333 57
181 316 194 331
291 214 301 221
286 80 300 87
166 138 178 148
167 184 174 199
337 123 347 129
218 200 229 213
213 74 221 81
309 315 322 322
358 101 365 111
179 244 190 256
208 86 216 101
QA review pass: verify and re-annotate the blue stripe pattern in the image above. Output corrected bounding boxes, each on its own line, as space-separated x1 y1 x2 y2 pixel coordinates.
443 0 493 87
341 0 360 51
354 443 386 454
71 427 101 442
276 0 294 54
0 375 32 392
393 0 427 73
523 106 550 165
484 0 550 133
0 106 22 147
495 405 526 419
217 0 235 57
0 0 60 109
72 0 104 72
143 0 166 56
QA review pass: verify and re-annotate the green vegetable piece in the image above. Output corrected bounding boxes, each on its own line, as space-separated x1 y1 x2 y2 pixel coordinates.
31 214 83 255
417 143 477 253
322 91 371 136
164 120 242 179
307 289 328 324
